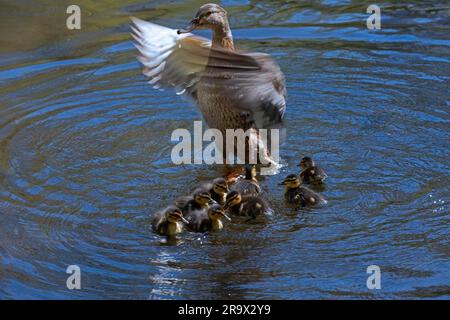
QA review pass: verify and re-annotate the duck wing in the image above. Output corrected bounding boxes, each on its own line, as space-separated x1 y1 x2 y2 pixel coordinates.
131 18 286 129
200 51 286 129
131 17 210 101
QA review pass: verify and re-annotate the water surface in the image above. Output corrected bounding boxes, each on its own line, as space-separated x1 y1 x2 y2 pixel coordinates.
0 0 449 299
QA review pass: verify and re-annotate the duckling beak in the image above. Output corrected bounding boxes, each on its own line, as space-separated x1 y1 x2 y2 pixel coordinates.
208 198 218 205
223 213 232 221
177 19 199 34
279 181 287 185
181 216 189 224
225 187 230 193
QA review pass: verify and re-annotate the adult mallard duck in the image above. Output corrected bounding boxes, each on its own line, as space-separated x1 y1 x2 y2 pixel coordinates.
131 3 286 164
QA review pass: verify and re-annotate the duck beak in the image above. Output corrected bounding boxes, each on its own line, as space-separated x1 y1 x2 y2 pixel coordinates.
223 213 232 221
208 198 217 205
279 181 286 185
177 18 199 34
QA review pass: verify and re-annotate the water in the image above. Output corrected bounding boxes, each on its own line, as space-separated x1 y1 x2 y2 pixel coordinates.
0 0 449 299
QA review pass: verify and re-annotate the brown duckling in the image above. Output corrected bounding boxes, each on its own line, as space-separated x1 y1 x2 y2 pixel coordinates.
224 190 270 218
280 174 326 206
151 205 189 236
202 177 230 205
186 204 231 233
175 187 212 218
298 156 327 184
231 164 261 196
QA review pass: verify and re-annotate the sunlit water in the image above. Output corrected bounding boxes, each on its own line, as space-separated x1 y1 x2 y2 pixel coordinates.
0 0 449 299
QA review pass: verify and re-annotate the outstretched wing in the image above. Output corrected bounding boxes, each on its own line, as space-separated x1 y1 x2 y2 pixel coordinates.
131 17 211 101
131 17 286 129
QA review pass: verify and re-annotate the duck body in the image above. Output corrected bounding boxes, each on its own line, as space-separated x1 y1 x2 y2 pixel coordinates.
231 164 260 196
225 190 270 218
284 185 325 206
281 174 326 206
186 204 231 232
131 3 286 164
298 156 327 184
175 187 212 218
151 206 187 236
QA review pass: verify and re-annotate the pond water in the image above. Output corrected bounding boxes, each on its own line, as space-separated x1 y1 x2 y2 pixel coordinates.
0 0 449 299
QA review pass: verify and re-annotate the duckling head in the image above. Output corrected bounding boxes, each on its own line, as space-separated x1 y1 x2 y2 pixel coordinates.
165 206 189 224
244 164 257 180
224 190 242 210
193 188 213 206
280 174 301 189
298 156 314 169
208 204 232 222
178 3 228 34
212 177 230 195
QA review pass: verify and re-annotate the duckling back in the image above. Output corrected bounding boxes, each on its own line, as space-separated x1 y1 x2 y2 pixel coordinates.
286 186 326 206
228 195 269 218
300 166 327 184
185 209 213 233
231 180 260 197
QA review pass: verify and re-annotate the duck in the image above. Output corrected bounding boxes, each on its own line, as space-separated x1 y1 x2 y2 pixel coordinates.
231 164 261 196
280 174 326 206
224 190 270 218
131 3 286 164
298 156 327 184
151 205 189 236
202 177 230 205
186 204 231 232
174 187 212 218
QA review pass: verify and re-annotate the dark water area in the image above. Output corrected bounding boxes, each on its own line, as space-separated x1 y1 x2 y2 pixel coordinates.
0 0 449 299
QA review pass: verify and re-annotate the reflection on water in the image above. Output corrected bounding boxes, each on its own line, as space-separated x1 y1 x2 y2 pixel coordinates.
0 0 449 299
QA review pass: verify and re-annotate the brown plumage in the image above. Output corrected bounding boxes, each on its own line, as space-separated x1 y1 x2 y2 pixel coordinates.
131 3 286 163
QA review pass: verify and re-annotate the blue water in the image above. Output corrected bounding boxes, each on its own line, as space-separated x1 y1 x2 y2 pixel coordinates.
0 0 449 299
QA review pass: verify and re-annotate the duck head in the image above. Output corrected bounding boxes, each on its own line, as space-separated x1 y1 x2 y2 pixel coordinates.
212 177 230 196
298 156 315 169
165 206 189 224
178 3 229 34
244 164 257 180
208 204 232 221
224 190 242 210
192 187 213 206
279 174 301 189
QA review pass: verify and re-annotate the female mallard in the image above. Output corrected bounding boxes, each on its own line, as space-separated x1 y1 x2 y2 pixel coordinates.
131 3 286 163
224 190 270 218
151 205 189 236
186 204 231 232
280 174 326 206
231 164 261 196
298 156 327 184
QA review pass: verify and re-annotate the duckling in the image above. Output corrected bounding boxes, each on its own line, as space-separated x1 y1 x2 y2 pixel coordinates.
224 190 270 218
280 174 326 206
202 177 230 205
298 156 327 184
187 204 231 233
151 205 189 236
175 187 212 218
231 164 261 196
